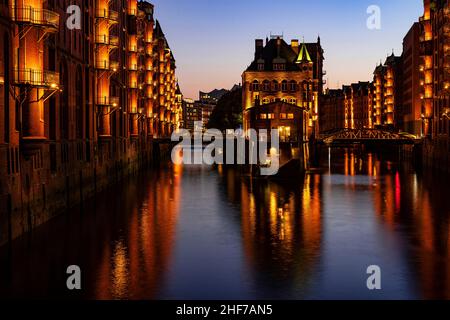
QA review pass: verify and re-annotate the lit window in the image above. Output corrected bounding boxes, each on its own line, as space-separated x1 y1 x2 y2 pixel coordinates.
251 80 259 91
280 113 287 119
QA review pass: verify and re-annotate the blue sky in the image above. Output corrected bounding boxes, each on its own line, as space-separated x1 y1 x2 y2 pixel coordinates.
149 0 423 99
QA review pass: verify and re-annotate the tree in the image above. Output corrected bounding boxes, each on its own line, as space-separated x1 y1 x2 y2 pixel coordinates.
207 88 242 130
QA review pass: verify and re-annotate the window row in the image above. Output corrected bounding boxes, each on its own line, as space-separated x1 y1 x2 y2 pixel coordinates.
258 113 295 120
251 80 316 92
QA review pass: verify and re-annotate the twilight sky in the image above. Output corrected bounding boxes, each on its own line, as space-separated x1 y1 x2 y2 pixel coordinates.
149 0 423 99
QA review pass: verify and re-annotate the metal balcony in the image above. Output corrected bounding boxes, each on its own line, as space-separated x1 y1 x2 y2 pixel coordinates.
95 9 119 23
10 6 59 32
14 69 60 88
97 96 119 106
95 34 109 45
95 60 110 70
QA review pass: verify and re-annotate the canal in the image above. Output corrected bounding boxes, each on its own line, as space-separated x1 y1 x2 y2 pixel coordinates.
0 148 448 299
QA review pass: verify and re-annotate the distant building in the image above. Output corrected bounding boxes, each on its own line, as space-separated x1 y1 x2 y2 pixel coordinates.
242 36 324 140
321 89 344 132
343 82 374 129
183 98 202 132
373 53 403 130
199 88 229 104
321 82 373 132
175 84 184 129
197 102 215 129
402 22 422 136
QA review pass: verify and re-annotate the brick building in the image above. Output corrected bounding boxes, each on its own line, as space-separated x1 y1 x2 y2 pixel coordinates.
242 36 324 140
320 89 344 132
419 0 449 171
373 53 403 130
402 22 422 136
0 0 182 244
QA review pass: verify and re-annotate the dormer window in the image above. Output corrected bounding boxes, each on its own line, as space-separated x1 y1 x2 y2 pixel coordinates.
273 63 285 71
258 63 265 71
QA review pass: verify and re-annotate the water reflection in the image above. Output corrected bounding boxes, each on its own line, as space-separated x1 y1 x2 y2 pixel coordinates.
218 169 323 298
0 149 448 299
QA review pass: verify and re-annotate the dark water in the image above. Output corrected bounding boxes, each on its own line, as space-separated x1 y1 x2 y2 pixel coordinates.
0 149 449 300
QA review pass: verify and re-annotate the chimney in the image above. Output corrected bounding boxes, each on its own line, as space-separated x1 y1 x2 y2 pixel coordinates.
255 39 264 59
276 37 281 57
291 39 299 54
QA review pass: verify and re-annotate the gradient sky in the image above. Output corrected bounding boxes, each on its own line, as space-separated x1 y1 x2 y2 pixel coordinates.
150 0 423 99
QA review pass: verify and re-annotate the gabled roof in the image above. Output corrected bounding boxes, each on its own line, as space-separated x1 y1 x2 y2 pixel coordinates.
246 38 301 72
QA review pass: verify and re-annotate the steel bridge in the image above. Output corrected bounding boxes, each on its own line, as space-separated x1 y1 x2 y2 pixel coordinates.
319 129 419 145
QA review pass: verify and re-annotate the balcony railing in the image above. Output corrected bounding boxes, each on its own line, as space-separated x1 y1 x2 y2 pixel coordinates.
128 80 138 89
95 34 109 45
10 6 60 30
95 60 110 70
14 69 59 88
95 9 119 22
97 96 120 106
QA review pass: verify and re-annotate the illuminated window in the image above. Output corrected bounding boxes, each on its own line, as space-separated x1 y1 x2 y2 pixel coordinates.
268 113 275 119
260 114 267 119
287 113 294 119
280 113 287 119
251 80 259 91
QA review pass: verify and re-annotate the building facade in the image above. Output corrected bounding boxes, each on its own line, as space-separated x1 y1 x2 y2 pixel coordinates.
420 0 450 138
183 98 202 132
419 0 450 171
373 53 403 130
345 82 374 130
242 36 323 140
402 22 422 136
0 0 182 244
320 89 344 132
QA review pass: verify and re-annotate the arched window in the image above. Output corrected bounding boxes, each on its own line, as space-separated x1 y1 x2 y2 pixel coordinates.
281 80 288 92
263 80 270 91
272 80 279 92
251 80 259 92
